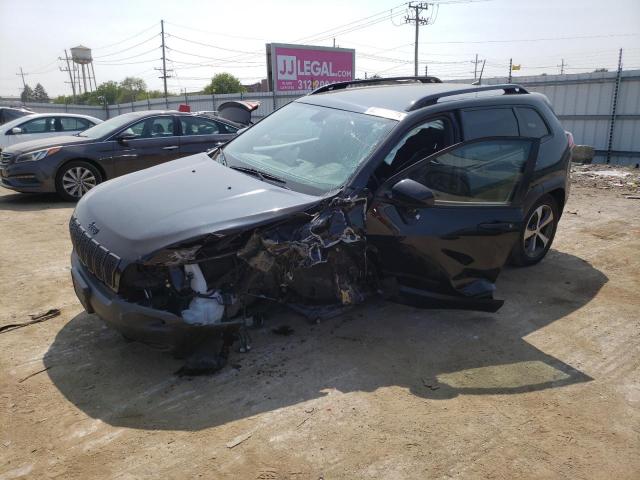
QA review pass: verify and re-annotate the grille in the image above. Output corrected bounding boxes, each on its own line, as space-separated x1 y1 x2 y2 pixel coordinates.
1 152 12 166
69 217 121 290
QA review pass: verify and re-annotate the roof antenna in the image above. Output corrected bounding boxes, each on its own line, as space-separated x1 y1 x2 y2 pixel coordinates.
472 59 486 86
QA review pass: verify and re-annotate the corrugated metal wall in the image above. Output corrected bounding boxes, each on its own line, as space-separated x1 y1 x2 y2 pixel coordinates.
452 70 640 165
4 69 639 165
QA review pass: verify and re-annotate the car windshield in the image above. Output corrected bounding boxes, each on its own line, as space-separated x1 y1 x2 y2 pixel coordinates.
221 102 397 195
77 112 146 139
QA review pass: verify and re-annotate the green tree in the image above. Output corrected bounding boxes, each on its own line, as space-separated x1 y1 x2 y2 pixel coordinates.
94 81 121 105
32 83 49 102
20 85 34 102
203 73 245 94
118 77 147 103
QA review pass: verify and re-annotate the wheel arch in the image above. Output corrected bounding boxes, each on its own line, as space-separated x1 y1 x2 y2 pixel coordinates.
547 188 565 215
56 158 107 182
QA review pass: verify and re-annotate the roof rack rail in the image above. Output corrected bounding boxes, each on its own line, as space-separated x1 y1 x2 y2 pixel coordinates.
408 83 529 111
309 76 442 95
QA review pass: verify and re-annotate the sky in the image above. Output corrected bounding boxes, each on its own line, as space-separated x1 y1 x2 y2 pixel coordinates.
0 0 639 98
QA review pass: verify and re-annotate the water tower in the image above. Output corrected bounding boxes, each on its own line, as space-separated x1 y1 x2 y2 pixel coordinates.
70 45 97 94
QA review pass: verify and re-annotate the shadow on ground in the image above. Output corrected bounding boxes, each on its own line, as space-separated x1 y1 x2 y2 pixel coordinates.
0 191 74 211
44 250 607 431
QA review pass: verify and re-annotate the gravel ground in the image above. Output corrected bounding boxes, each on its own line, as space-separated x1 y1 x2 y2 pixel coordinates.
0 166 639 479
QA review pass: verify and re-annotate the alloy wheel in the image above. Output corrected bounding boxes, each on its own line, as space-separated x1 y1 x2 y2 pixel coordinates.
523 204 554 258
62 166 97 198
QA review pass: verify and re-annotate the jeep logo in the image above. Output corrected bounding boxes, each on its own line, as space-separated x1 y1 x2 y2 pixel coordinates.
87 222 100 235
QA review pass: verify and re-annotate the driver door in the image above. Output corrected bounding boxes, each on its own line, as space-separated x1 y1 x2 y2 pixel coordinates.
112 115 181 176
367 137 540 311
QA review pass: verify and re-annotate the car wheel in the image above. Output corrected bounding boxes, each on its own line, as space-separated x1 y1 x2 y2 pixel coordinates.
510 194 559 267
55 161 102 201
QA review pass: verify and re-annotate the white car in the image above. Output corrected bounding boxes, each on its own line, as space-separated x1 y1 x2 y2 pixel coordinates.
0 113 102 151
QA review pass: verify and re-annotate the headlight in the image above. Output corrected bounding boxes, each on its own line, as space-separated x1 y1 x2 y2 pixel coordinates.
16 146 62 163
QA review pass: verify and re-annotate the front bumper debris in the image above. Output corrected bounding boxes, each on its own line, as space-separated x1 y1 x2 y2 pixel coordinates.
71 252 244 351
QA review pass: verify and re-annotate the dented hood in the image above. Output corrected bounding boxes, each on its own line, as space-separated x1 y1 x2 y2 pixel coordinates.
73 153 323 261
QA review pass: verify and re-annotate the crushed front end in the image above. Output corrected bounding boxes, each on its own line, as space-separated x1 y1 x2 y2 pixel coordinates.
69 196 370 356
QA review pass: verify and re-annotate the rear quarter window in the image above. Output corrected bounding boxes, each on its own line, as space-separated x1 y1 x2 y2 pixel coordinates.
516 107 550 138
461 108 519 140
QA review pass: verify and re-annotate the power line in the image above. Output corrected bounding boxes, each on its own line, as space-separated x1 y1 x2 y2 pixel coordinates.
93 33 160 58
166 34 258 55
419 32 640 45
93 22 159 50
96 58 159 66
164 21 267 42
94 47 160 64
165 47 263 64
293 2 409 44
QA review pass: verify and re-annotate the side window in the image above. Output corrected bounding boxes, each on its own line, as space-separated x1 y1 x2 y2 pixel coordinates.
59 117 92 131
379 118 452 177
407 139 533 204
19 117 52 133
180 117 220 136
219 122 238 134
122 117 175 139
516 107 549 138
462 108 519 140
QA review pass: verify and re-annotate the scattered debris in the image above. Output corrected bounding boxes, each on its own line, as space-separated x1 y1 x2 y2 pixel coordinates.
626 195 640 200
0 309 61 334
271 325 295 336
421 378 441 391
571 164 640 194
226 431 253 449
18 366 52 383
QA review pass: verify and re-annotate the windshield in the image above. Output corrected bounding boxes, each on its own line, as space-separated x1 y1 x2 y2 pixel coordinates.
77 112 148 139
221 102 396 195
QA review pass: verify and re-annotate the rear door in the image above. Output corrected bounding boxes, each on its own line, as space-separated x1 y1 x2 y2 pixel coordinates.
56 116 95 135
367 136 539 311
177 116 236 156
111 115 181 176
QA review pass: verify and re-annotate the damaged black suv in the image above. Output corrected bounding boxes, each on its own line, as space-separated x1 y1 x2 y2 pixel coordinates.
69 77 571 363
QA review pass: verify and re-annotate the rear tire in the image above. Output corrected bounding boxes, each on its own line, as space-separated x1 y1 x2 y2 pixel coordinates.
55 161 102 202
510 194 559 267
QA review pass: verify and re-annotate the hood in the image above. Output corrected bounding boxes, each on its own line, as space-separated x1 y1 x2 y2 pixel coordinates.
3 135 94 154
73 153 324 261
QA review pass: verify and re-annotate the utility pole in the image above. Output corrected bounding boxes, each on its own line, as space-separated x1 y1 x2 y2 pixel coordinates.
558 58 566 75
16 67 27 90
60 50 77 102
425 64 428 76
157 19 170 107
405 2 430 77
473 53 479 80
606 48 623 164
508 58 513 83
477 59 486 85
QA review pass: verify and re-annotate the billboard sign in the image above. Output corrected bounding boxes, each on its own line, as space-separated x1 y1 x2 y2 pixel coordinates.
267 43 355 92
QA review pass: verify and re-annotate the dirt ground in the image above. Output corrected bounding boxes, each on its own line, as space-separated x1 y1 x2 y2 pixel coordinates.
1 166 639 480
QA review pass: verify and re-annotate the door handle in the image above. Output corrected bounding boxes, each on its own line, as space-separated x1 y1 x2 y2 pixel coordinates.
163 145 179 150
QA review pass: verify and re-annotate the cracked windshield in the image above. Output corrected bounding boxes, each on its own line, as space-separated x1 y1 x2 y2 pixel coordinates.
222 102 396 194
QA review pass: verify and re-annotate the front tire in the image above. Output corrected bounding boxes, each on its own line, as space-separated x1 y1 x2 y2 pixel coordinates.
510 194 559 267
55 161 102 202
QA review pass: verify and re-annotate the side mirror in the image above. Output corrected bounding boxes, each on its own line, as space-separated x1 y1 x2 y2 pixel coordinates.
9 127 22 135
116 133 138 143
390 179 435 208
